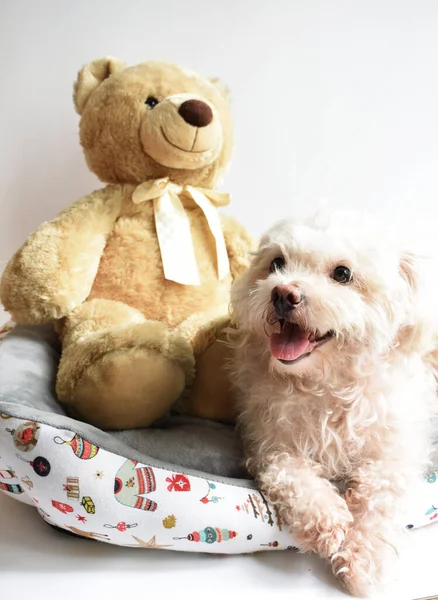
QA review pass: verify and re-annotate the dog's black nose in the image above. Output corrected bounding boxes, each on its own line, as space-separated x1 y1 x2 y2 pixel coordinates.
178 99 213 128
271 284 303 317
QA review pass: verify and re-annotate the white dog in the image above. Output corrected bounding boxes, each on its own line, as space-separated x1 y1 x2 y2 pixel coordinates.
228 209 437 596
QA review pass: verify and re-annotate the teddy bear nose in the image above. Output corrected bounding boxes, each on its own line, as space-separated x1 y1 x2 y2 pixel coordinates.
178 100 213 128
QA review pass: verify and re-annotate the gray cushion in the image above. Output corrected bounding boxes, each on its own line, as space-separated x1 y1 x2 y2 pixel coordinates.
0 325 437 541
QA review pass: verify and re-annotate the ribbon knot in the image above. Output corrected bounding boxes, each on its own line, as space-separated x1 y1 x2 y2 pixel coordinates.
132 178 230 286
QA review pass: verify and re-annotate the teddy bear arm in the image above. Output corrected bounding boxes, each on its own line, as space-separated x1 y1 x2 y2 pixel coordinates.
220 214 254 280
0 189 121 324
175 304 230 356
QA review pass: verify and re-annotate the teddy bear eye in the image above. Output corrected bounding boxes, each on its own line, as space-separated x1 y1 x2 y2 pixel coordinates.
145 96 159 108
332 265 352 283
269 256 286 273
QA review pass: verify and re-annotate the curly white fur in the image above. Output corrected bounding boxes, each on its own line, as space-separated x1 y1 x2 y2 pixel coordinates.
228 209 438 597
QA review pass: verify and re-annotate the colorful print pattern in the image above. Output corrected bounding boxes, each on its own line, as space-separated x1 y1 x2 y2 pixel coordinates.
0 413 295 552
0 321 437 550
114 460 158 512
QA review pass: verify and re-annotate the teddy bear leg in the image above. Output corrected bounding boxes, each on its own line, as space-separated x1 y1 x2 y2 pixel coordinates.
176 313 235 423
56 299 194 429
187 336 235 422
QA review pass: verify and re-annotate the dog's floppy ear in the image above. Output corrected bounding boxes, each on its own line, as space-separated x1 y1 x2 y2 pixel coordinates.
397 251 433 354
399 252 419 293
73 56 126 115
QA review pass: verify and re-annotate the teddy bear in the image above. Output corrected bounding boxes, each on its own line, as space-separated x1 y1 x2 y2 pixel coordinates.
0 57 252 430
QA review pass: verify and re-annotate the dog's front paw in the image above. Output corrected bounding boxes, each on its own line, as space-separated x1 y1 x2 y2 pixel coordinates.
331 529 397 597
332 539 372 597
292 493 353 559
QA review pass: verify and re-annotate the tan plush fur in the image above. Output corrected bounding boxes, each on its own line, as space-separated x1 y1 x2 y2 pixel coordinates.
229 209 437 597
0 58 252 429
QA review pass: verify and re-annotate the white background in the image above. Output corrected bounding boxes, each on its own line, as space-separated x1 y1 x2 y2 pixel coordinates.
1 1 438 598
0 492 437 600
1 0 438 263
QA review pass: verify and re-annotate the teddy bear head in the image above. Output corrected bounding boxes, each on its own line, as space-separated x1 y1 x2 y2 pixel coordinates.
73 58 234 188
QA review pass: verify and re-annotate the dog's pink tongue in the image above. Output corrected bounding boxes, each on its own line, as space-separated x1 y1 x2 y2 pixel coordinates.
270 323 311 361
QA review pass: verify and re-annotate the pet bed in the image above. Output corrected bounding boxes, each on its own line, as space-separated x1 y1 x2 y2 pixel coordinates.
0 322 437 553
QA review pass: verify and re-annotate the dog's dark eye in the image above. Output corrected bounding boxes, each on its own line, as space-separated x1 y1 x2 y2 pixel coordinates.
332 265 352 283
269 256 286 273
145 96 159 108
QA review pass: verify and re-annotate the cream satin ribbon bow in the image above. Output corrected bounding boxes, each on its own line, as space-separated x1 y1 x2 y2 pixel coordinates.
132 177 230 286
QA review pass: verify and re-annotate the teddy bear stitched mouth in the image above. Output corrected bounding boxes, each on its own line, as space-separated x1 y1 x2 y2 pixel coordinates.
270 322 334 363
160 127 209 154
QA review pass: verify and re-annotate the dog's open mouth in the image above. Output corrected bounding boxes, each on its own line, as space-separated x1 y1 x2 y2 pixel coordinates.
270 322 334 364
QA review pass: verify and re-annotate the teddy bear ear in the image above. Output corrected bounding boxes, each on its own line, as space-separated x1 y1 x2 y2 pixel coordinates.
209 77 231 100
73 57 126 115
